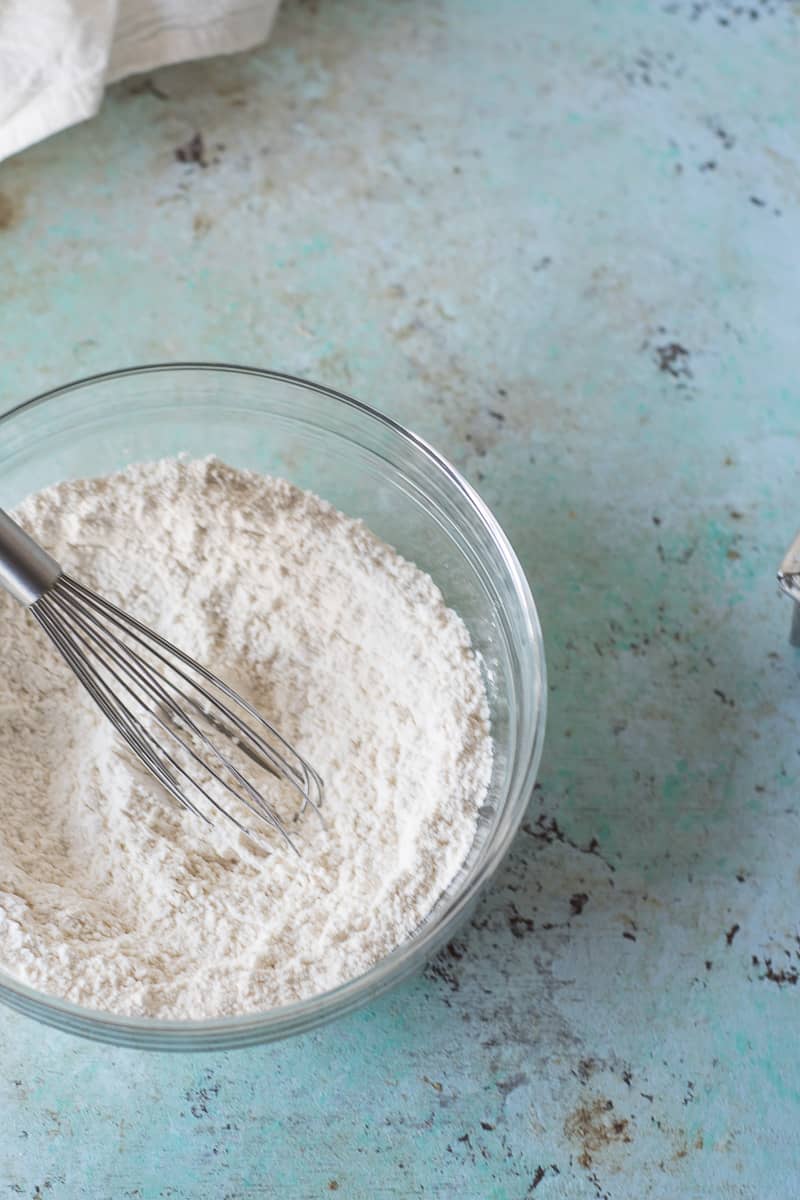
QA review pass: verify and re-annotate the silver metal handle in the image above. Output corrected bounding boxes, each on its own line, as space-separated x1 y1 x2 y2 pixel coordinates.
778 530 800 648
0 508 62 606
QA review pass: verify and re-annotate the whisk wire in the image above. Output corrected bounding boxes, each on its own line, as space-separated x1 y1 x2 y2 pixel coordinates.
35 590 282 842
58 576 323 816
0 506 323 845
52 588 288 827
29 575 322 845
33 599 210 826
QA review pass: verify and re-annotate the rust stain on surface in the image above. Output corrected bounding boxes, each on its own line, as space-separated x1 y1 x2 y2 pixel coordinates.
564 1096 632 1169
0 192 17 230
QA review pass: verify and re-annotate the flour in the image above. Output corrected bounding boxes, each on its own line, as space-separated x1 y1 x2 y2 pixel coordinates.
0 457 492 1018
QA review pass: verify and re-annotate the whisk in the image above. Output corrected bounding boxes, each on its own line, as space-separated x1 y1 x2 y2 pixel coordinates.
0 508 323 847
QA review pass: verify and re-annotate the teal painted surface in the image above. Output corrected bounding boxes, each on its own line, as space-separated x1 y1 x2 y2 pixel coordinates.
1 0 799 1194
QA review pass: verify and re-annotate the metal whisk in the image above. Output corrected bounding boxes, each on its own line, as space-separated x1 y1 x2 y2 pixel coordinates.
0 508 323 847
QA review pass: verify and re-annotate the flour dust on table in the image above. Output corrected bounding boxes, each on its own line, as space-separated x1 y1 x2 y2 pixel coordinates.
0 457 492 1018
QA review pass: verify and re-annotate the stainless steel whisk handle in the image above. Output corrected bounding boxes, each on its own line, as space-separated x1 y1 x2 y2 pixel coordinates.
0 508 62 607
778 529 800 648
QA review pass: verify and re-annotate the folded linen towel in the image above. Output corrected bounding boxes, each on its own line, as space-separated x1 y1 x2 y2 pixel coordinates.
0 0 280 162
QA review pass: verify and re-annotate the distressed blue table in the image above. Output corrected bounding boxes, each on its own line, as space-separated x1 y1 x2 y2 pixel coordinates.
1 0 799 1195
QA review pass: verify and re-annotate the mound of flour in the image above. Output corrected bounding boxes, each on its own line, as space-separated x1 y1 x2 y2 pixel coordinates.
0 457 491 1018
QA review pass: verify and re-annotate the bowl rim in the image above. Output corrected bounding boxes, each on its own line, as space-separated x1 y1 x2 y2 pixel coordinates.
0 362 547 1049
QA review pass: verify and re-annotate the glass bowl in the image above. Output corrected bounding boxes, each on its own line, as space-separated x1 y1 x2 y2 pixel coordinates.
0 364 546 1050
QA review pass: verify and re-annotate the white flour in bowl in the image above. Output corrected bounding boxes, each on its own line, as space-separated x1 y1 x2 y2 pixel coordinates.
0 457 492 1018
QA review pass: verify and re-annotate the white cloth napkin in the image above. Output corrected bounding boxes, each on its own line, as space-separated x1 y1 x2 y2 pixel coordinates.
0 0 280 162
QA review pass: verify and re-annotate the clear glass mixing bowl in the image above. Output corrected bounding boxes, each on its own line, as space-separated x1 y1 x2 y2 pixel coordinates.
0 365 546 1050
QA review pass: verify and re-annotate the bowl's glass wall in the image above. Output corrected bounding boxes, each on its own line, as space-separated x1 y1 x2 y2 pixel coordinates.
0 366 545 1049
